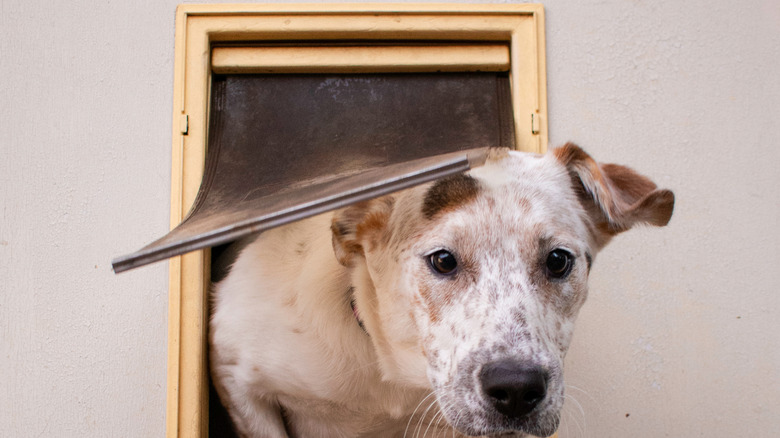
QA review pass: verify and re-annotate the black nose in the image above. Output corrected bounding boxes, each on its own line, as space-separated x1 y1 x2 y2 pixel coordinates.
479 360 548 419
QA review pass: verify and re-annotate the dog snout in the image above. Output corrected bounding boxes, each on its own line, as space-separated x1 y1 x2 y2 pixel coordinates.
479 359 548 420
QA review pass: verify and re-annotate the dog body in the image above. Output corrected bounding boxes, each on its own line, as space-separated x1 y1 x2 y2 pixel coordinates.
210 145 674 437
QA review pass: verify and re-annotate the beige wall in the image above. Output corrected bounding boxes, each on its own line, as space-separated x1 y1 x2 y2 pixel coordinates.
1 1 777 437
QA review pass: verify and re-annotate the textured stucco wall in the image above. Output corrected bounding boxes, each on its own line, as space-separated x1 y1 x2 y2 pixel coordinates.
0 0 175 435
545 1 780 436
1 1 778 437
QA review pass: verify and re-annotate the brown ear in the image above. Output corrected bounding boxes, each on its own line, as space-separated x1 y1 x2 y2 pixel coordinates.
554 143 675 237
331 197 395 266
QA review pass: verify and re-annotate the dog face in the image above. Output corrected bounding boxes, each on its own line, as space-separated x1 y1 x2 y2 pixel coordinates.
332 144 674 437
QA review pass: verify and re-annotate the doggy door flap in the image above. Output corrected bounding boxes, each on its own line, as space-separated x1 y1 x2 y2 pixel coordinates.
112 72 515 273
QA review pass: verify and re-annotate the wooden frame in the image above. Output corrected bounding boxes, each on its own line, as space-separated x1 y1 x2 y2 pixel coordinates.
211 44 513 74
167 4 548 437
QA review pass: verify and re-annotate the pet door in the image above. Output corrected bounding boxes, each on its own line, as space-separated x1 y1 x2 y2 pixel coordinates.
111 5 549 437
112 72 510 273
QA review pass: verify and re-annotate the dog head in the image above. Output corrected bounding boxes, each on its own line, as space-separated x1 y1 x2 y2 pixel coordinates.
331 144 674 437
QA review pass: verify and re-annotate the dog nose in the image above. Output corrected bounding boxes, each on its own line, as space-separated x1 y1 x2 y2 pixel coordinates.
479 360 548 419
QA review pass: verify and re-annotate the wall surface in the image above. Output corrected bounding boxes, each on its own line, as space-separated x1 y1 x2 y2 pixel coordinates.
1 1 777 437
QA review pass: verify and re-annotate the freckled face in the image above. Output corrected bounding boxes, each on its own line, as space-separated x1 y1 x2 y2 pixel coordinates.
402 154 593 436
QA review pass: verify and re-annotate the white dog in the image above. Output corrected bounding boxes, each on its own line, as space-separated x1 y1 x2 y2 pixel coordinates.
210 144 674 437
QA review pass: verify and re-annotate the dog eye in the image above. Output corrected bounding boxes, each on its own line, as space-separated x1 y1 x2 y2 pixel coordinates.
428 250 458 275
545 249 574 279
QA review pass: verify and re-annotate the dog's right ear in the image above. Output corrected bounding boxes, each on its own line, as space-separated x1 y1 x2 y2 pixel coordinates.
331 197 395 266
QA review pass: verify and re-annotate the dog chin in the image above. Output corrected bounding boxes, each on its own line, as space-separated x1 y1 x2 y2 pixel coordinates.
436 394 561 438
450 413 560 438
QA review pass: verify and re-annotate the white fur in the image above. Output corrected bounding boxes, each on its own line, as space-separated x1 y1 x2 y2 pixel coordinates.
210 146 673 437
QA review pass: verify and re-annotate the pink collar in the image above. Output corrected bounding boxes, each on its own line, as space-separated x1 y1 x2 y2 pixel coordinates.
349 291 367 334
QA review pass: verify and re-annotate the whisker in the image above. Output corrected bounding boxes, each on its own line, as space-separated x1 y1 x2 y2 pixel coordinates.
566 384 599 408
561 403 573 438
415 396 439 438
451 407 465 438
405 391 436 438
562 393 586 438
436 403 455 438
568 391 587 434
424 400 447 438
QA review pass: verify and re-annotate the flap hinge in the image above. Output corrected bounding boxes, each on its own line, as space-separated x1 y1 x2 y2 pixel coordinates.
531 113 540 135
180 114 189 135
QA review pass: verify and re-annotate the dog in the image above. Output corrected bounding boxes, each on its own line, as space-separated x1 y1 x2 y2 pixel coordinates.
210 143 675 437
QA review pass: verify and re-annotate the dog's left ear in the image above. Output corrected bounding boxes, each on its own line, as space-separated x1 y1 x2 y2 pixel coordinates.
331 197 395 266
554 143 675 239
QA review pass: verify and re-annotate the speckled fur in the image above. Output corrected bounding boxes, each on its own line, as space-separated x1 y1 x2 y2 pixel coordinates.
210 144 674 438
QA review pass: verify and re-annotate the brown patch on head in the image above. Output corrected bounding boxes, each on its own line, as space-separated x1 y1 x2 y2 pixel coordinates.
422 174 481 220
356 208 390 243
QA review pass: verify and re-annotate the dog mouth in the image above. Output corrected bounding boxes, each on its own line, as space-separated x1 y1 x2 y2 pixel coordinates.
441 403 561 438
430 360 563 437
